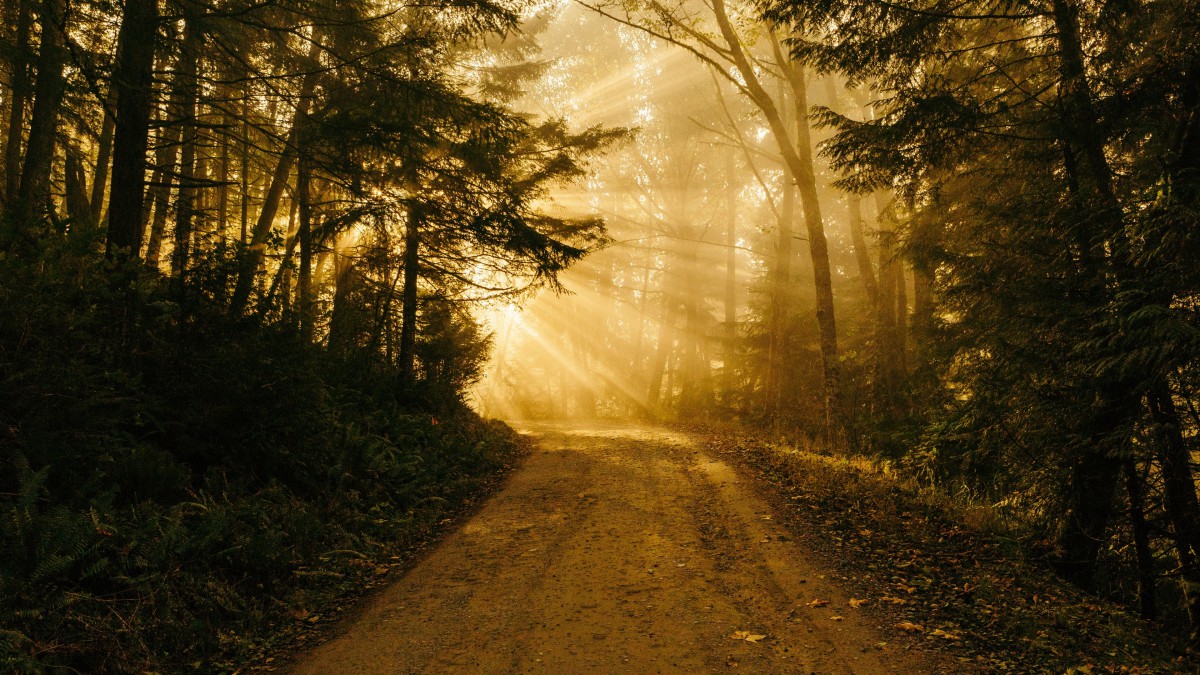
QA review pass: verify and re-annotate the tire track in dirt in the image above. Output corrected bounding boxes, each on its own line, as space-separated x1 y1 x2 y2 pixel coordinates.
285 422 953 674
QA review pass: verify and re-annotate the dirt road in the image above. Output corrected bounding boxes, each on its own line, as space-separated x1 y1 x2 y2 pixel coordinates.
287 423 950 673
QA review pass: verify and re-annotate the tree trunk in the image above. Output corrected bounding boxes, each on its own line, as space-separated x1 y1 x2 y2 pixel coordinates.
911 266 934 361
240 92 251 245
646 284 678 415
1048 0 1136 592
723 153 737 403
767 171 794 415
2 0 32 204
89 86 117 226
1149 381 1200 632
875 198 900 413
1050 0 1121 220
327 249 356 353
171 15 201 294
63 146 90 231
1123 458 1158 620
398 204 421 382
217 111 230 236
17 0 69 222
735 24 838 442
848 195 878 304
895 261 908 373
297 154 314 343
104 0 157 259
229 45 320 315
1055 442 1120 591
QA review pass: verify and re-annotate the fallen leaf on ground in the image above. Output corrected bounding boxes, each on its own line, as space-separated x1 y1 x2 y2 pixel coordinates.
849 598 869 608
930 628 960 640
808 598 830 607
895 621 924 633
830 615 845 621
729 630 767 643
880 595 907 605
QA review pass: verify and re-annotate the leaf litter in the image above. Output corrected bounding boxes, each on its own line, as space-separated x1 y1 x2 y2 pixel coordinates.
703 431 1193 673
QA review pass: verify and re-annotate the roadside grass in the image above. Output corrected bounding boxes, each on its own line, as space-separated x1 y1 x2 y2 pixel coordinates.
704 430 1191 673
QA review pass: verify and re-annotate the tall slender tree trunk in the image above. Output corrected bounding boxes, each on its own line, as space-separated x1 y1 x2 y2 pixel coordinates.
89 86 118 226
1056 437 1121 591
143 156 179 267
1050 0 1138 591
1149 381 1200 631
3 0 32 204
398 204 421 382
911 265 934 366
63 146 90 229
731 24 838 442
229 44 320 315
895 262 908 371
647 251 682 415
723 154 737 402
171 15 201 295
875 199 900 413
326 248 356 353
17 0 69 222
105 0 157 259
297 154 314 343
1123 459 1158 620
788 81 839 442
848 195 878 304
767 169 794 414
217 111 230 236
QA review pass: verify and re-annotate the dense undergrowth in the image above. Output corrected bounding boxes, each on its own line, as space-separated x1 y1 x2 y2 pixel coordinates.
0 240 521 673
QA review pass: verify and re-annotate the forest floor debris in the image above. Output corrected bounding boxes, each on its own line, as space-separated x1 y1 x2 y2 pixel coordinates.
704 429 1192 673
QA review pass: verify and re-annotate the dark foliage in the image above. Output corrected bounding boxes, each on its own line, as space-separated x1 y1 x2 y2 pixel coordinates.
0 238 520 672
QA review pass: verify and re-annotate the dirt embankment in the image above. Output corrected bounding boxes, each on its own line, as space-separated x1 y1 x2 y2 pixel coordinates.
284 423 953 673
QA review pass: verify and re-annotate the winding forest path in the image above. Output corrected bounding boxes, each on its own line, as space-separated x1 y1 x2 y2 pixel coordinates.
286 423 951 673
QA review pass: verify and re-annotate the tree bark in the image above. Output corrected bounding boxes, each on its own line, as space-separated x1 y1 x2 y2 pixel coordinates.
1048 0 1138 592
1055 442 1120 591
3 0 33 204
398 204 421 382
104 0 157 258
848 195 878 304
723 153 737 402
17 0 69 221
171 14 201 294
229 44 321 315
217 110 230 236
297 154 314 343
89 86 117 226
733 24 838 442
767 166 794 414
1149 381 1200 632
63 146 90 231
1123 459 1158 620
1050 0 1120 219
875 198 900 413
